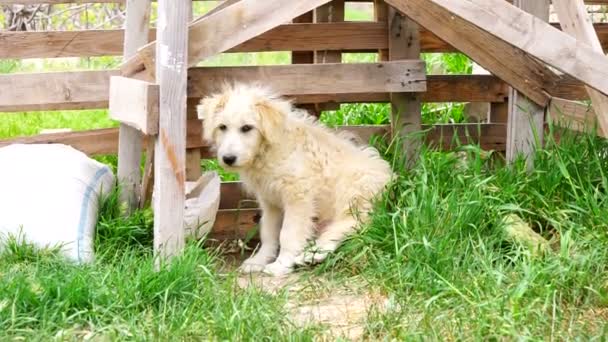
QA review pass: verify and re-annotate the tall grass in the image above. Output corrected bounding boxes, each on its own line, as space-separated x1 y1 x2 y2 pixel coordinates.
0 188 321 340
321 127 608 339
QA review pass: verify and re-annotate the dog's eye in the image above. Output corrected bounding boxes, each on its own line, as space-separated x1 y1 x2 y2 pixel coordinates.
240 125 253 133
218 124 227 131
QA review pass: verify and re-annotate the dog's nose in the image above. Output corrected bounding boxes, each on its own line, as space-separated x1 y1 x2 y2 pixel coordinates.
222 155 237 166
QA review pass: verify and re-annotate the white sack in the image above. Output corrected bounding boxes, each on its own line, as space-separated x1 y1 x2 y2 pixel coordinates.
0 144 115 263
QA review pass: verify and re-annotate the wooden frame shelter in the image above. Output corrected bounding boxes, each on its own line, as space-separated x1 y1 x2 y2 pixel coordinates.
1 0 608 260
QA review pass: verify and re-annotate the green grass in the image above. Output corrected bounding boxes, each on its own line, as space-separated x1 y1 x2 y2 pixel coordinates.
0 188 323 340
4 5 608 339
316 127 608 339
3 127 608 339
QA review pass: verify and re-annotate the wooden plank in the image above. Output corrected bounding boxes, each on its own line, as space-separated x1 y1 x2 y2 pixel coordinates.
0 70 117 112
387 5 422 167
312 1 344 113
121 0 334 79
374 0 389 61
384 0 559 107
0 72 514 112
291 11 319 117
553 0 608 138
152 0 188 262
116 0 151 213
184 1 202 183
315 0 344 63
547 98 601 137
188 61 427 95
506 0 549 168
413 0 608 99
109 76 159 135
208 209 260 242
0 123 507 158
3 23 607 59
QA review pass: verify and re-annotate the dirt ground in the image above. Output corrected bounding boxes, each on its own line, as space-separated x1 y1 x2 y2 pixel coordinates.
220 249 391 340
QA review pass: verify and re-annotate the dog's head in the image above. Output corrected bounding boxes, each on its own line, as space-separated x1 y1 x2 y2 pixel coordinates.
197 83 289 169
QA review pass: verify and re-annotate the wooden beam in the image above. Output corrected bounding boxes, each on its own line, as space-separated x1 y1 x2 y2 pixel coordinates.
0 72 515 113
410 0 608 99
291 11 319 116
152 0 188 263
187 61 427 96
114 0 151 213
315 0 344 64
387 6 422 167
121 0 334 79
506 0 549 168
313 0 344 112
3 23 608 59
185 3 203 183
385 0 559 107
553 0 608 138
374 0 389 61
0 123 507 157
547 98 601 137
109 76 159 135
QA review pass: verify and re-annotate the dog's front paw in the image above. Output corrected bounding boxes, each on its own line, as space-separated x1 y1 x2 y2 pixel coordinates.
294 250 328 266
262 261 293 277
238 260 266 274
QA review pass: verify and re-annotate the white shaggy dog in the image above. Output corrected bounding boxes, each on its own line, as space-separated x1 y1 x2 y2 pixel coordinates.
198 83 393 276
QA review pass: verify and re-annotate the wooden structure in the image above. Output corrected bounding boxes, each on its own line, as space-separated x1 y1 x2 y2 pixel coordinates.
1 0 608 261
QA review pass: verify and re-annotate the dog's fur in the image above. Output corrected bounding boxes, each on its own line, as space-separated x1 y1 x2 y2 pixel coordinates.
198 83 393 276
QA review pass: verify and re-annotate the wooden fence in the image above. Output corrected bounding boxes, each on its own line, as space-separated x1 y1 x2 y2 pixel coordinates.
0 0 606 245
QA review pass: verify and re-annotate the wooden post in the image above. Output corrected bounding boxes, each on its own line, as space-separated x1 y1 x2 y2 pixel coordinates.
185 1 202 182
374 0 389 61
506 0 550 169
314 0 344 113
388 6 422 167
553 0 608 137
153 0 188 264
291 11 318 116
116 0 151 213
315 0 344 64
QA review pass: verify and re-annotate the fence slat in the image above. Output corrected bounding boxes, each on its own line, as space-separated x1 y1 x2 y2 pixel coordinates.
0 123 508 156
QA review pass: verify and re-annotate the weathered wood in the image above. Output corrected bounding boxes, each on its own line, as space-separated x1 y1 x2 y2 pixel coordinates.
188 61 427 95
291 12 315 64
315 0 344 64
291 11 320 117
0 72 517 112
506 0 549 168
117 0 151 213
184 1 203 182
121 0 334 79
313 1 344 112
387 6 422 167
0 70 117 111
2 23 607 59
109 76 159 134
416 0 608 98
385 0 559 107
374 0 389 61
548 98 601 137
208 209 260 242
0 123 507 158
553 0 608 138
153 0 188 263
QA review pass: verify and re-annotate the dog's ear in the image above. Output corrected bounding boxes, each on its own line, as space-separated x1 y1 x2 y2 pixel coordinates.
254 98 286 144
197 94 227 142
